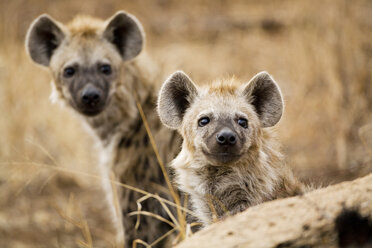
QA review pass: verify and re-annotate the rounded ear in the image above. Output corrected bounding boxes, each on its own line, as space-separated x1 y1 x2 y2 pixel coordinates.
243 71 284 127
103 11 144 61
157 71 198 129
25 14 65 66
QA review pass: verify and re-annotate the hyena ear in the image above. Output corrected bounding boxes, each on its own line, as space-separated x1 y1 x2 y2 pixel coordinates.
243 71 284 127
26 14 65 66
158 71 198 129
103 11 144 61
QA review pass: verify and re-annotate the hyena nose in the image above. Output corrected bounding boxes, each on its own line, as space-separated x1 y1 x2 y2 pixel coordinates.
81 87 101 106
216 129 237 146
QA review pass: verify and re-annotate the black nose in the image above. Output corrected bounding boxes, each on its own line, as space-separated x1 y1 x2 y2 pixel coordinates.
216 129 237 146
81 87 101 106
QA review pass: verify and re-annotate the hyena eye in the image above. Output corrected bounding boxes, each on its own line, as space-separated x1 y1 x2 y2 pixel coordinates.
63 67 75 78
238 118 248 128
100 64 112 75
198 117 210 127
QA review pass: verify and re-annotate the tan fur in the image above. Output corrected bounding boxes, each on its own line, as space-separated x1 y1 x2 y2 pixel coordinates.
66 15 105 35
26 12 181 247
158 71 306 227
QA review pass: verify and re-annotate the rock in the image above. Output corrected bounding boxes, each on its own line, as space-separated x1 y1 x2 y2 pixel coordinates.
177 173 372 248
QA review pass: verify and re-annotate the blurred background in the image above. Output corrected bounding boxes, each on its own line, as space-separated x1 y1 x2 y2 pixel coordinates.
0 0 371 247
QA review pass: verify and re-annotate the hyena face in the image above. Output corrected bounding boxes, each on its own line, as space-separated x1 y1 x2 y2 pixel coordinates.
182 94 257 164
158 71 284 166
26 12 144 116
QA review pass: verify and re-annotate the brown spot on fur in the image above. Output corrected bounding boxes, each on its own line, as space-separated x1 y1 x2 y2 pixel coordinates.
143 135 149 146
303 224 310 231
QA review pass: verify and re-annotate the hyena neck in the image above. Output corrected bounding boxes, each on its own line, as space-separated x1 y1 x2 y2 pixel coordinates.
173 135 293 199
84 61 155 148
173 137 303 225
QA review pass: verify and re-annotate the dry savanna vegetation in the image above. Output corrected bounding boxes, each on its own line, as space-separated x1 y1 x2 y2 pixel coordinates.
0 0 371 247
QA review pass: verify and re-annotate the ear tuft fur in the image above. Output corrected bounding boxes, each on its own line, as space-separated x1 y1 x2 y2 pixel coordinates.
243 71 284 127
157 71 198 129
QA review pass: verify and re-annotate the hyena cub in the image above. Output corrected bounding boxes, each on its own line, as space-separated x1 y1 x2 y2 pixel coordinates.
158 71 305 226
26 12 181 246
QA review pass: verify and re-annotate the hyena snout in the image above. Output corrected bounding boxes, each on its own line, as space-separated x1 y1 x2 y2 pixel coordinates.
77 84 106 116
205 126 243 164
216 128 237 146
81 86 102 106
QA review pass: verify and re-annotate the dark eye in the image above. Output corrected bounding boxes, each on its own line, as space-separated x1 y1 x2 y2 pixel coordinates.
238 118 248 128
63 67 75 78
198 117 210 127
100 64 112 75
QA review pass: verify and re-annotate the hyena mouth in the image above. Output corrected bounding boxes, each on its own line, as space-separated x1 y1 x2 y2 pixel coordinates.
202 149 242 164
73 99 108 116
80 106 105 116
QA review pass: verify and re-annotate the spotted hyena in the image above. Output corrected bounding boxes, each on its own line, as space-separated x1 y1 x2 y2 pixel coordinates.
26 12 181 247
157 71 306 226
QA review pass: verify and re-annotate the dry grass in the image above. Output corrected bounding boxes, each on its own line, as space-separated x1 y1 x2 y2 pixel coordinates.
0 0 371 247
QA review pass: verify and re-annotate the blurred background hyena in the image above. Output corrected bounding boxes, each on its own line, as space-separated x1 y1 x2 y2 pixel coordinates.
0 0 371 247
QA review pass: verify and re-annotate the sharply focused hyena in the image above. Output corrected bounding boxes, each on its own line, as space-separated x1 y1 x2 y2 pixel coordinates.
26 12 181 246
158 71 306 226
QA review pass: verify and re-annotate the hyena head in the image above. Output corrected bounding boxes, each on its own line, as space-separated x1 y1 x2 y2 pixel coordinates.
25 11 144 116
158 71 283 166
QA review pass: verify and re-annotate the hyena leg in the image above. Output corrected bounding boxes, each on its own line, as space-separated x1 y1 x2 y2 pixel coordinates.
98 144 125 247
213 187 251 218
110 171 125 248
